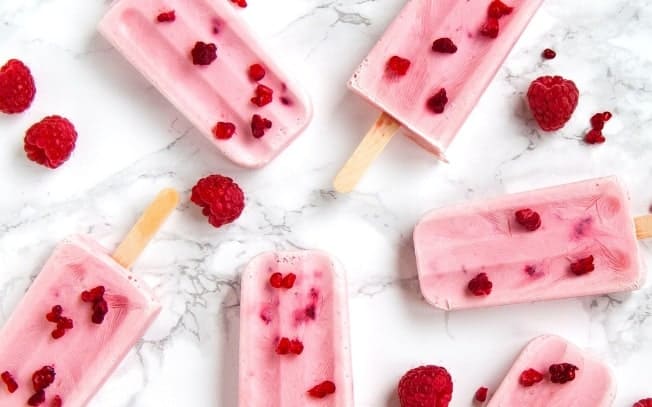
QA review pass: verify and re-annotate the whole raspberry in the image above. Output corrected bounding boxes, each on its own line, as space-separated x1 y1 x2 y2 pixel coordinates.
0 59 36 114
191 175 245 228
634 399 652 407
24 116 77 169
398 365 453 407
527 76 579 131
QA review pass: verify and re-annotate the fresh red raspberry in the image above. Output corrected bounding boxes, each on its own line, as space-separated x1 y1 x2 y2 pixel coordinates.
427 88 448 114
191 175 245 228
518 368 543 387
307 380 336 398
191 42 217 65
386 56 411 76
487 1 513 18
251 84 273 107
248 64 266 81
480 18 500 38
542 48 556 59
230 0 247 8
527 76 579 131
432 38 458 54
24 116 77 169
0 59 36 114
634 399 652 407
515 209 541 231
1 371 18 393
549 363 579 384
475 386 488 402
212 122 236 140
398 365 453 407
570 255 594 275
156 10 176 23
251 114 272 138
468 273 492 296
584 129 605 144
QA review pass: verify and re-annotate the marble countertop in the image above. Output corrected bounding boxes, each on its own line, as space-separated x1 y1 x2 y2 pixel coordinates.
1 0 651 405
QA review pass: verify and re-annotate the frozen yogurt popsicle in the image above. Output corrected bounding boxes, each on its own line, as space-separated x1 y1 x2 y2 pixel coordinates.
413 176 649 310
239 251 353 406
334 0 544 192
99 0 311 168
0 189 178 406
487 335 616 406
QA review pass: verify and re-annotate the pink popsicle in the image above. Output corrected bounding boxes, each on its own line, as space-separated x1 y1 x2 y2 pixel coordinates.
414 176 646 310
0 236 160 407
239 251 353 406
487 335 616 406
334 0 544 192
0 189 177 406
99 0 311 168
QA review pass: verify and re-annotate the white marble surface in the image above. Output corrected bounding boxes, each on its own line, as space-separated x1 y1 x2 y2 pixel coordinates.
1 0 651 405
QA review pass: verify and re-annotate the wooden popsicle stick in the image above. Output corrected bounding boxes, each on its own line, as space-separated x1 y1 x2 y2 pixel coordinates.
112 188 180 268
333 112 401 193
635 214 652 240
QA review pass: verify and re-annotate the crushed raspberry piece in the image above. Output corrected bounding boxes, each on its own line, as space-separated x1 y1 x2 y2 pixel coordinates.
251 114 272 138
24 116 77 169
527 76 579 131
82 286 108 324
480 18 500 38
515 209 541 231
51 396 62 407
386 56 411 76
634 399 652 407
28 390 45 406
46 305 63 322
281 273 296 289
488 1 514 18
81 286 105 303
518 368 543 387
584 129 605 144
602 111 612 121
0 59 36 114
91 298 109 324
212 122 236 140
570 255 594 275
32 366 55 392
51 329 65 339
289 339 304 354
308 380 336 399
191 174 245 228
542 48 556 59
426 88 448 114
276 337 291 355
230 0 247 8
251 84 273 107
156 10 176 23
590 113 606 130
398 365 453 407
432 38 458 54
549 363 579 384
1 371 18 393
280 96 292 106
475 386 488 402
269 272 283 288
248 64 266 81
468 273 492 296
191 42 217 65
